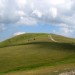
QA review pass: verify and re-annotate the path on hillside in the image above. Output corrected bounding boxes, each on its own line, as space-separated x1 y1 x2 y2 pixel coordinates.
48 35 57 42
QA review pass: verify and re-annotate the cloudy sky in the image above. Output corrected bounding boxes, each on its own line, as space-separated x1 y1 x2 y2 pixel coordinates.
0 0 75 41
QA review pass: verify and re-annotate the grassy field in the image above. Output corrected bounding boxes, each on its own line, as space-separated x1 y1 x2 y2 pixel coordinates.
0 33 75 75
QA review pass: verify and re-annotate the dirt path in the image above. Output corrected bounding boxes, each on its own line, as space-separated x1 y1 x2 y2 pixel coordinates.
48 35 57 42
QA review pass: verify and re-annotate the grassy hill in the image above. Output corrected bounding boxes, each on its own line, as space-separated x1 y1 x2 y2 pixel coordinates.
0 33 75 75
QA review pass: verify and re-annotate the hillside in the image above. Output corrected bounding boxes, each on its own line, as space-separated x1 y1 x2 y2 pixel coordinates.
0 33 75 75
0 33 75 47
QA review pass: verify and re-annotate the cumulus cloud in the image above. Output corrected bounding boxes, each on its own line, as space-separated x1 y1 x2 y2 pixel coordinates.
16 0 27 8
32 10 42 18
0 0 75 34
13 32 26 36
49 7 58 18
0 24 6 31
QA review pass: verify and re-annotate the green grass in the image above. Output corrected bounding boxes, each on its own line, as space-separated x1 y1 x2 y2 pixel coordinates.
0 33 75 75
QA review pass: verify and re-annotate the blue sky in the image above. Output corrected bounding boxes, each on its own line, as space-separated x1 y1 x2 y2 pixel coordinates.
0 23 60 41
0 0 75 41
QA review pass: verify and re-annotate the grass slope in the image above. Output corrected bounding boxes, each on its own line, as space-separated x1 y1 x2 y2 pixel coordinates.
0 33 75 75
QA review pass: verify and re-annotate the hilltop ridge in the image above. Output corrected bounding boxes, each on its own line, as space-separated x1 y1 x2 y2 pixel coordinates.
0 33 75 48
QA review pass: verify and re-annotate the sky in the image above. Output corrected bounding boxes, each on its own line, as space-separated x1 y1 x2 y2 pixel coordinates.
0 0 75 41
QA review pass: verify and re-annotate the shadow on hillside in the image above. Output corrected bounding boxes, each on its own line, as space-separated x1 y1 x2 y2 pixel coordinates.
0 41 75 51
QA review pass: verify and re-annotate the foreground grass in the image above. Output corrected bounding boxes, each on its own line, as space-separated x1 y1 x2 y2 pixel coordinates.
2 63 75 75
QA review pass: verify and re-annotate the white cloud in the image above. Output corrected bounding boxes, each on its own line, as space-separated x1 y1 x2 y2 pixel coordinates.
32 10 42 18
49 0 65 5
61 28 71 34
13 32 26 36
16 0 27 9
17 16 37 25
49 7 58 18
17 11 25 17
0 24 6 31
56 26 74 37
0 0 75 36
0 0 73 25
